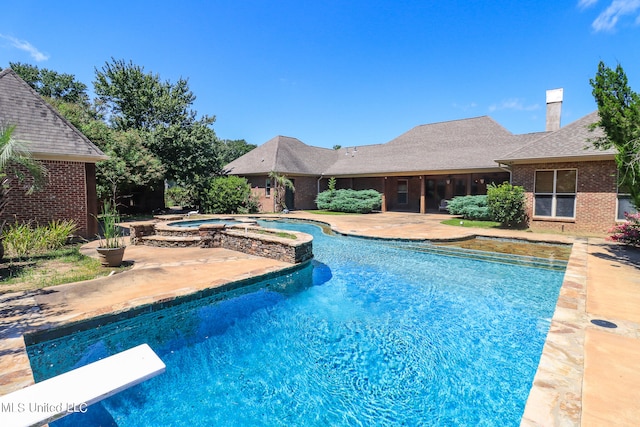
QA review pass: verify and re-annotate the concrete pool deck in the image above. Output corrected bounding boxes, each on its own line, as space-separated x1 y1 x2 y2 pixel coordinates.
0 211 638 426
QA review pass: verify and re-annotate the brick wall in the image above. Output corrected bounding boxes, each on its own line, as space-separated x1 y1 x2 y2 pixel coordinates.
512 160 618 233
1 160 92 237
246 175 272 213
351 177 385 192
292 177 320 210
246 175 322 212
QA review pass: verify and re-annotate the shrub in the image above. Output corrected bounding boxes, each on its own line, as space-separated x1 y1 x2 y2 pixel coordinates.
608 212 640 247
201 176 258 214
315 189 335 210
44 220 77 250
487 182 527 227
1 219 77 259
238 192 261 214
3 222 40 259
316 189 381 213
446 195 491 220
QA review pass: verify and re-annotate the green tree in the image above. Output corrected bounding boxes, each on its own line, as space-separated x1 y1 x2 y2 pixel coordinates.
149 121 220 185
218 139 257 167
590 61 640 208
328 177 337 192
96 129 165 206
9 62 88 103
94 58 201 131
269 171 295 212
94 58 223 198
48 98 165 206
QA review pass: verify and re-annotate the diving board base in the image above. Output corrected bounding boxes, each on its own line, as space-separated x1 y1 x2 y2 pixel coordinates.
0 343 165 427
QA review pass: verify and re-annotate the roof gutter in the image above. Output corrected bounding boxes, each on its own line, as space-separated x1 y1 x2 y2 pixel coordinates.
497 162 513 183
32 152 110 163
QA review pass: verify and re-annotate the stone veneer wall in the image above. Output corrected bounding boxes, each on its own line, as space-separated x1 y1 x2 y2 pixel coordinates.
128 222 157 244
512 160 618 234
219 228 313 264
130 222 313 264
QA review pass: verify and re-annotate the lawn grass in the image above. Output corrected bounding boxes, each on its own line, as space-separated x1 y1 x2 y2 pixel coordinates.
441 218 502 229
0 245 131 293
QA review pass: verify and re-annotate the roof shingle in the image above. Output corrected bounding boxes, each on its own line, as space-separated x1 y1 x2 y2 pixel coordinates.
0 68 107 162
226 110 617 178
496 111 615 163
225 135 338 175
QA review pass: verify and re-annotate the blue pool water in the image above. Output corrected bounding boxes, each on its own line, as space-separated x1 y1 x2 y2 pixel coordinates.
28 220 565 426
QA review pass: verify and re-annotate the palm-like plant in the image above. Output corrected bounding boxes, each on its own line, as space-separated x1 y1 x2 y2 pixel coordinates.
268 171 295 212
0 124 47 191
0 124 48 259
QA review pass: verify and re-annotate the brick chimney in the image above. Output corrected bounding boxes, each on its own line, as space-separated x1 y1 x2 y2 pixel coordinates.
546 88 563 132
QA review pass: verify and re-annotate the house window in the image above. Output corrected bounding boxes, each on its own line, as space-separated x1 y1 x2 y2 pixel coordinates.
397 179 408 204
534 169 577 218
265 179 271 197
617 185 638 220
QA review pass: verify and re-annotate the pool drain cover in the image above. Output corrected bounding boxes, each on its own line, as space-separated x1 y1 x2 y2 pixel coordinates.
591 319 618 328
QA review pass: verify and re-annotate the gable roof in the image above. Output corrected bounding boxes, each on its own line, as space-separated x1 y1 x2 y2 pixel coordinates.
225 135 338 175
496 111 616 164
0 68 107 162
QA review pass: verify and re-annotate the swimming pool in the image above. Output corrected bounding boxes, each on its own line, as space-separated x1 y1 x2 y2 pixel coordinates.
28 220 565 426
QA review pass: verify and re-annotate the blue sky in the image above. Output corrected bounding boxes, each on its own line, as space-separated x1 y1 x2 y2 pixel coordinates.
1 1 639 149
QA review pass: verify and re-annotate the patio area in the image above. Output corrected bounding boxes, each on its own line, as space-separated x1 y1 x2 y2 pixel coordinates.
0 211 638 426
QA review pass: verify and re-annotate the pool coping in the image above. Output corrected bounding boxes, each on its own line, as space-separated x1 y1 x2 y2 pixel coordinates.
520 240 587 426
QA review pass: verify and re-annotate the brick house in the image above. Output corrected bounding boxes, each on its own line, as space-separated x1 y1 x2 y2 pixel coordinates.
0 69 107 237
226 90 628 233
225 135 338 213
497 111 619 234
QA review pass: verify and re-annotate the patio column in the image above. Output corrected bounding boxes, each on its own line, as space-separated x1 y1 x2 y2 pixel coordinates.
381 177 387 212
420 176 426 214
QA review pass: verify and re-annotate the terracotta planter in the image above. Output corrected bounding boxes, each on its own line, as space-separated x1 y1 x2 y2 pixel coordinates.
96 246 125 267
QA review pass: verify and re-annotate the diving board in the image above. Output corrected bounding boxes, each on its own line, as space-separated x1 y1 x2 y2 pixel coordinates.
0 343 165 427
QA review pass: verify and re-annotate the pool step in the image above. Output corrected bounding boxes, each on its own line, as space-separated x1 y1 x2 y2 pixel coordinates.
388 242 568 271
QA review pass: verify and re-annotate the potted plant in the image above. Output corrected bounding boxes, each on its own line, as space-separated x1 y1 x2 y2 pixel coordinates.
96 200 125 267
